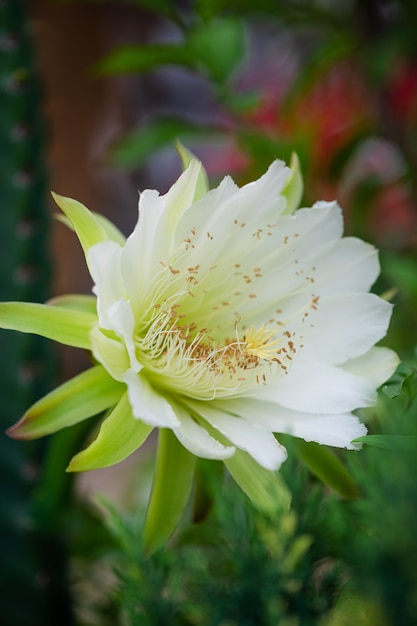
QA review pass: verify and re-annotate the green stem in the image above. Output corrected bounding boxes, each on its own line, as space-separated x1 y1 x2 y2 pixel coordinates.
144 428 196 555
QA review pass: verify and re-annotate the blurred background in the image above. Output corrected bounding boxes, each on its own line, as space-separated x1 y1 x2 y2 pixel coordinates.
1 1 417 624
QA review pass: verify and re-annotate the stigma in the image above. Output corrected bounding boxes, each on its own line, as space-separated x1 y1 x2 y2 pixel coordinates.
243 325 280 360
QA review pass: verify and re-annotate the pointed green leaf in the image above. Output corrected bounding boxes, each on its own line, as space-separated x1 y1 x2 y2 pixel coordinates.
353 434 415 451
7 365 124 440
52 192 112 258
282 152 303 214
0 301 96 348
188 18 245 83
144 429 196 554
92 211 126 246
225 450 291 515
176 141 209 201
48 294 97 315
95 44 192 75
67 393 153 471
109 117 213 167
295 440 359 498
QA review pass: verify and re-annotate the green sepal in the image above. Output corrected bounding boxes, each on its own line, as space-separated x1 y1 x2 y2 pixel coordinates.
48 294 97 315
0 301 96 349
92 211 126 246
353 434 415 451
224 450 291 515
52 192 113 260
59 211 126 247
176 141 209 201
67 393 153 472
144 429 196 555
282 152 303 214
7 365 124 440
295 439 359 498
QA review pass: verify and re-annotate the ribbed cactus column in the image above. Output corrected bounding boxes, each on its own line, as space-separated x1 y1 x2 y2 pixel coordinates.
0 1 66 624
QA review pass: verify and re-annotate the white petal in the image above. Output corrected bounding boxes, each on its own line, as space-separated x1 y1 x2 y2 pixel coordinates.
172 402 235 460
106 299 141 372
214 398 367 450
187 401 287 470
342 346 400 387
312 237 380 295
174 161 289 263
88 240 125 328
236 202 345 322
121 162 203 311
124 371 179 428
298 294 393 364
261 362 377 413
121 190 167 310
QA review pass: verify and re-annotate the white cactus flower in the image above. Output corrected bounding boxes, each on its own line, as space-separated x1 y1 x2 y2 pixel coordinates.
1 150 398 550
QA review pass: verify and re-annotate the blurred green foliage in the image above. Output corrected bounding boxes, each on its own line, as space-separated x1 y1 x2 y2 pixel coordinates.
68 365 417 626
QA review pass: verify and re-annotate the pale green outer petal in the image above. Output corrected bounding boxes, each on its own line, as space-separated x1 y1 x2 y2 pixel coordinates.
224 450 291 515
171 401 235 460
92 211 126 246
164 160 204 231
215 398 367 450
260 362 378 413
47 294 97 315
281 152 303 215
342 346 400 386
186 400 287 470
298 294 393 365
0 302 96 349
176 142 209 201
90 326 130 382
52 192 112 259
123 371 179 428
7 365 124 440
295 440 359 497
67 393 153 471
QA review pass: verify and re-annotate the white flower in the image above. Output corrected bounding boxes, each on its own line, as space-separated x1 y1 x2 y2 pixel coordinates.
1 151 399 550
78 156 397 472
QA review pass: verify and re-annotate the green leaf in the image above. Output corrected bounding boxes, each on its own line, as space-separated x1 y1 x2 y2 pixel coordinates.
7 365 124 440
92 212 126 246
353 434 415 451
144 429 196 554
67 393 153 472
0 301 96 348
295 440 359 498
282 152 304 214
52 192 112 259
176 141 209 201
188 18 246 83
96 44 192 75
224 450 291 515
110 117 213 167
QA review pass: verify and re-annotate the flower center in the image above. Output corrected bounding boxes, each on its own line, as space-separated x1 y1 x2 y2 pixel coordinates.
136 304 294 401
